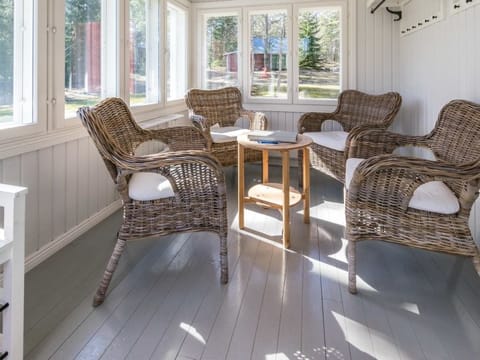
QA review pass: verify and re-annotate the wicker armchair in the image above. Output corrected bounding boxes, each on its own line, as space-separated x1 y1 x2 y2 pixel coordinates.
298 90 402 184
345 99 480 294
77 97 228 306
185 87 268 166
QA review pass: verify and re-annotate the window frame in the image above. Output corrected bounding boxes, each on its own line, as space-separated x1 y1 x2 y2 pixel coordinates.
243 5 292 104
165 0 188 105
0 0 46 141
293 1 347 106
194 0 355 110
53 0 119 129
198 8 242 91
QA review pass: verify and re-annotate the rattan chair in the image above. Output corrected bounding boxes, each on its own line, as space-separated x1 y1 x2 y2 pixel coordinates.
345 99 480 294
185 87 268 166
298 90 402 184
78 97 228 306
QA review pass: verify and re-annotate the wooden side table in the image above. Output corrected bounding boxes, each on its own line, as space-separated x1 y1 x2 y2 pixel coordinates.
237 134 312 248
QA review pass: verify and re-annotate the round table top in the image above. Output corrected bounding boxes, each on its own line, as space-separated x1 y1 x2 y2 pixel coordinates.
237 133 312 151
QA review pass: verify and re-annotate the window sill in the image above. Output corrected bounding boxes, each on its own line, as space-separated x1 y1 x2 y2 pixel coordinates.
0 103 189 160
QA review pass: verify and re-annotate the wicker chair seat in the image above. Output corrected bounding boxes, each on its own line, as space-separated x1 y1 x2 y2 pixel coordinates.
306 131 349 151
345 99 480 294
185 87 268 167
298 90 402 184
78 97 229 307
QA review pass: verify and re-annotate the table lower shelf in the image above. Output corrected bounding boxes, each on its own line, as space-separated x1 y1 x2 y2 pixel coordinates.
246 183 302 209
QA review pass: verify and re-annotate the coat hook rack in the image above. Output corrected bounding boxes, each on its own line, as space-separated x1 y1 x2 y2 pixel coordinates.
370 0 403 21
370 0 387 14
386 7 402 21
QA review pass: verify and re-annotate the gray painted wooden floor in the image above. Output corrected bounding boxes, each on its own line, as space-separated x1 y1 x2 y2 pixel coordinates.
25 165 480 360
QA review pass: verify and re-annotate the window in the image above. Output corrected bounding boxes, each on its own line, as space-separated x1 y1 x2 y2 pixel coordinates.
296 5 341 101
0 0 34 129
197 1 347 106
247 8 289 100
64 0 102 119
129 0 160 106
166 2 187 102
202 12 240 90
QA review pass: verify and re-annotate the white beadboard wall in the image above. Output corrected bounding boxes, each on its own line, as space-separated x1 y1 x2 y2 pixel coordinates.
0 0 398 269
395 1 480 244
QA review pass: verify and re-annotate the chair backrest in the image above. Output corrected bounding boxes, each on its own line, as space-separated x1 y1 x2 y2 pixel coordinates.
77 97 146 182
185 87 244 128
429 100 480 165
335 90 402 131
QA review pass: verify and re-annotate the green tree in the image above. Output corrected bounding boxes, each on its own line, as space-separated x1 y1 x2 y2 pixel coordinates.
206 16 238 68
299 11 322 70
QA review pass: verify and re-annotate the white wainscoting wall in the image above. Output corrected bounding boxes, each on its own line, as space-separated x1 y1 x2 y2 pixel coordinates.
396 1 480 244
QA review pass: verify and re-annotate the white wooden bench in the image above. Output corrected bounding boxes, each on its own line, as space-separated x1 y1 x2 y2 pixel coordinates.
0 184 28 360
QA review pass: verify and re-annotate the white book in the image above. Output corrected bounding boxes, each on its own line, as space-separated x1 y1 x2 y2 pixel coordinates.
247 130 298 143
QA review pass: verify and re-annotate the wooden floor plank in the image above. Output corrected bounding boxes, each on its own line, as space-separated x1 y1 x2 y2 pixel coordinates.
199 213 266 359
76 234 213 360
46 235 188 360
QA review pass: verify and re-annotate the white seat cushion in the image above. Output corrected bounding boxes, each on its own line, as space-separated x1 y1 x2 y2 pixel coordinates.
128 172 175 201
305 131 349 151
345 158 460 214
134 140 169 156
408 181 459 214
210 126 250 143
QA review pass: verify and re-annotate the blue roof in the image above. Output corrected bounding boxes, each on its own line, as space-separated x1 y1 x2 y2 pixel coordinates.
251 37 288 54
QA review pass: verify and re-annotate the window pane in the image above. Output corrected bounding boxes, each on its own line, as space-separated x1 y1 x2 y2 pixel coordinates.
0 0 14 124
204 14 239 90
249 10 288 99
298 7 341 100
0 0 34 126
65 0 102 118
167 3 186 101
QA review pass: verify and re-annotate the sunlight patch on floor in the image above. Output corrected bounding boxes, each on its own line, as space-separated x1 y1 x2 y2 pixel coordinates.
331 311 379 359
179 322 206 344
265 353 290 360
309 201 345 226
399 302 420 315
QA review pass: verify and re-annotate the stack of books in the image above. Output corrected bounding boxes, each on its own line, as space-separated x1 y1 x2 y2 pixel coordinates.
247 130 298 144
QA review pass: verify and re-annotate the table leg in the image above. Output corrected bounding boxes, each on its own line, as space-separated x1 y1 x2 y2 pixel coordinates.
303 147 310 224
282 150 290 249
262 149 269 183
238 143 245 229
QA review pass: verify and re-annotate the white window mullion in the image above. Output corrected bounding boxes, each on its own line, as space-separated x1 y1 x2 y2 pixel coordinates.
51 0 66 129
145 0 161 104
166 1 187 102
102 0 119 99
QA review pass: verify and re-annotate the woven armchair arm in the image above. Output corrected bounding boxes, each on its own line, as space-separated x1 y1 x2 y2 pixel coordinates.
349 155 480 210
189 114 208 130
347 128 430 159
114 150 224 196
146 126 208 151
297 112 337 133
115 150 219 172
241 110 268 130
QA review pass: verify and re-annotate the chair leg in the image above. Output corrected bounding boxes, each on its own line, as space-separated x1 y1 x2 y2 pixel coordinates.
347 240 357 294
219 233 229 284
93 238 127 307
